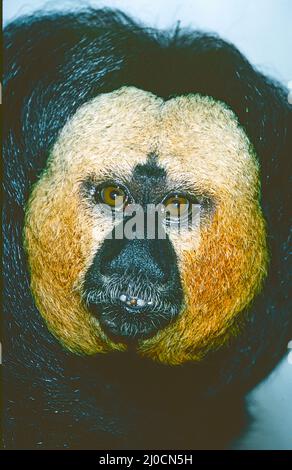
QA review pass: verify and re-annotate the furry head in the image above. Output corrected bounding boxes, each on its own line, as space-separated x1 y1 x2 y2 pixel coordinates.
24 87 268 364
3 8 291 449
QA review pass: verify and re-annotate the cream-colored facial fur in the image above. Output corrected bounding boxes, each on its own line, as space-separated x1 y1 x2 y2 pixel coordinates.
24 86 268 364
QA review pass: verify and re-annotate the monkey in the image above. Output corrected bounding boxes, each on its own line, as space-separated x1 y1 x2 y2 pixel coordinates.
3 8 291 449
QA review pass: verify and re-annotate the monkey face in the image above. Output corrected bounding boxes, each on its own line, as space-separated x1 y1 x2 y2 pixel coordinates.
24 87 268 364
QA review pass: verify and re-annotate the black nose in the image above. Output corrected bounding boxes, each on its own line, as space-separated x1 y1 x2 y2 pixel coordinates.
83 234 183 340
100 238 172 283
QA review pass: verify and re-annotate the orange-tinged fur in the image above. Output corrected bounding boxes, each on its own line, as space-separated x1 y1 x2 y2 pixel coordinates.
138 203 267 364
25 176 125 354
24 87 268 364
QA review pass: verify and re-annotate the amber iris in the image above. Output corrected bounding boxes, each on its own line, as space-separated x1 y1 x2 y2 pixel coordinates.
163 194 190 219
100 185 127 209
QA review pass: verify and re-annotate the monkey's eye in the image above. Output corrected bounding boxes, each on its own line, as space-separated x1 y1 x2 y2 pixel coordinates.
98 184 128 210
162 194 191 221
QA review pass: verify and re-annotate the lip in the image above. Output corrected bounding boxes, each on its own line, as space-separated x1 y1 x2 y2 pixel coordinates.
124 304 146 314
87 300 178 340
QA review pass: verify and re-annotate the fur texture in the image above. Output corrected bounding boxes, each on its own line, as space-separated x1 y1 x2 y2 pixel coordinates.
24 88 267 363
3 8 292 449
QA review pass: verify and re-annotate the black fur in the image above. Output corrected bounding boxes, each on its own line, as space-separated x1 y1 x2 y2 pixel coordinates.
3 8 292 449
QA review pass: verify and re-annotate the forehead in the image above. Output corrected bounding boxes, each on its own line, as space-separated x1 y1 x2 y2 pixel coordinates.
52 86 258 193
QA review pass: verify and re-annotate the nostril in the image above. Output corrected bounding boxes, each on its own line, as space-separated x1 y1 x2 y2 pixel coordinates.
102 241 167 282
98 235 177 284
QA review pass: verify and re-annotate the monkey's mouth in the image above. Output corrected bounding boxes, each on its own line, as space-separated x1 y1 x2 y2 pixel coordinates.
86 292 181 341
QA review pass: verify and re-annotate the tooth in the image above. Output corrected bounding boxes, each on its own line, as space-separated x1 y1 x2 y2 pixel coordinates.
137 298 146 307
120 294 127 302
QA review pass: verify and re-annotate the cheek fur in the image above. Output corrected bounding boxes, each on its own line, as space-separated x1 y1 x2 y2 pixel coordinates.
24 171 126 355
23 88 268 364
137 199 268 365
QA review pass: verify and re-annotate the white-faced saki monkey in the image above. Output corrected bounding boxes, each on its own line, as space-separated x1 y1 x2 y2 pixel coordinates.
3 8 292 449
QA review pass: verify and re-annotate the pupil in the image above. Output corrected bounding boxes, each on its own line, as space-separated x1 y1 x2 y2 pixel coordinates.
110 189 122 200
